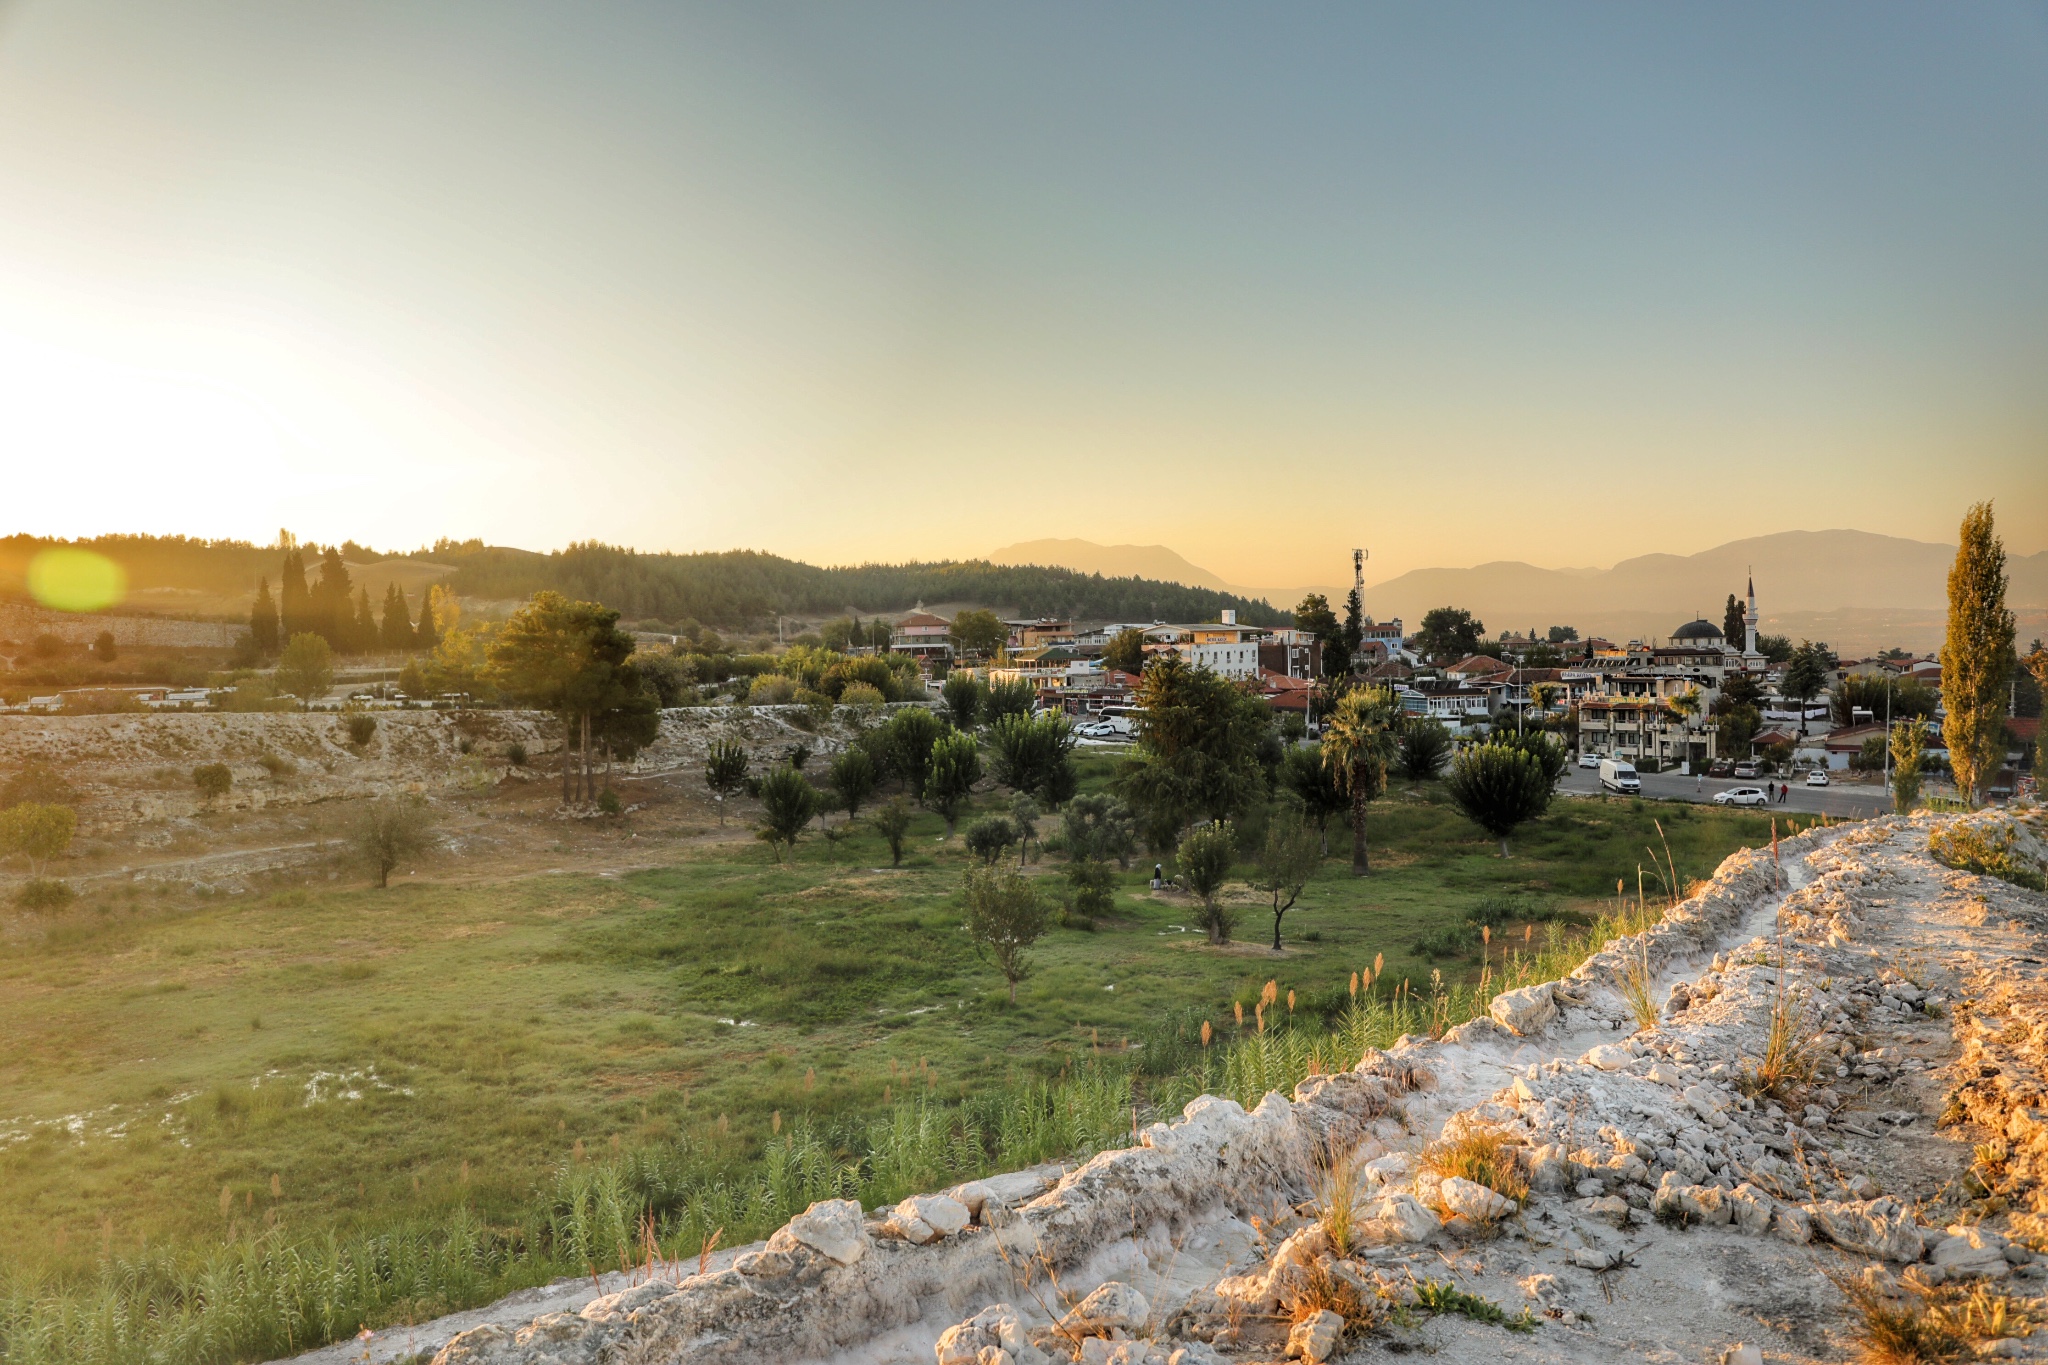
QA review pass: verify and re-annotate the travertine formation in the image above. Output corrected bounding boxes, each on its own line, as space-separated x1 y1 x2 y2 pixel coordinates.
397 808 2048 1365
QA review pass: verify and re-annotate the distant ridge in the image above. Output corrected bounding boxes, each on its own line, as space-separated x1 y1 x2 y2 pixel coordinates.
989 539 1241 594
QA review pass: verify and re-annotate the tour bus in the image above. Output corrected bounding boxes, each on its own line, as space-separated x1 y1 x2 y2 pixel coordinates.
1598 757 1642 795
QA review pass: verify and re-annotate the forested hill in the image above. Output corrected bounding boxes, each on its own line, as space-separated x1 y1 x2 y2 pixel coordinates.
442 542 1284 626
0 535 1283 628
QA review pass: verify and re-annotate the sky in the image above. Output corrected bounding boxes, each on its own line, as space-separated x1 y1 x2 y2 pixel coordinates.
1 1 2044 591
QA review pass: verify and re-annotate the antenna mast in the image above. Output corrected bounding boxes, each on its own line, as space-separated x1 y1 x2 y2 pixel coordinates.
1352 548 1368 608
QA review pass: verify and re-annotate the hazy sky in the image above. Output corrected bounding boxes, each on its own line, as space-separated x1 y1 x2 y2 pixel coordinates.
2 1 2044 589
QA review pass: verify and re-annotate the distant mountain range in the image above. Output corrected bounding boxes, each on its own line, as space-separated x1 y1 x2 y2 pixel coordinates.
990 530 2048 654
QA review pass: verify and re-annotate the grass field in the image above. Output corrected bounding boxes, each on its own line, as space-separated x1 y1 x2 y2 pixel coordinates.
0 763 1788 1362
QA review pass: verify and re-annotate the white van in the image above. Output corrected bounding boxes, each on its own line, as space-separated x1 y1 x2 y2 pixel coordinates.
1599 758 1642 794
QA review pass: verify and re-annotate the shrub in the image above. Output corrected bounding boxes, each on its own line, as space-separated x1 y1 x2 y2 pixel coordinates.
15 876 76 912
1929 822 2047 892
507 742 528 766
597 788 624 818
964 814 1020 863
1064 860 1117 926
828 745 878 820
256 751 297 780
342 712 378 747
1 760 75 809
747 674 798 706
192 763 233 805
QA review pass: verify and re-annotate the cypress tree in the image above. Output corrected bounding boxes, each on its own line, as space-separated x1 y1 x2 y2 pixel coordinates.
1722 593 1743 647
279 550 311 639
416 589 440 652
1940 501 2016 804
382 584 415 650
250 577 280 655
314 548 353 648
354 586 378 654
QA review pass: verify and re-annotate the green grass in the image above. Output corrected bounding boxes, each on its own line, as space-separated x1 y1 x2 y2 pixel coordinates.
0 776 1778 1363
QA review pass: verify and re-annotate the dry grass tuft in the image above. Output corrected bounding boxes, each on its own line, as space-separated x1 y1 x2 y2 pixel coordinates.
1738 964 1819 1101
1419 1125 1529 1204
1281 1258 1379 1331
1832 1269 2036 1364
1312 1141 1365 1257
1616 938 1660 1031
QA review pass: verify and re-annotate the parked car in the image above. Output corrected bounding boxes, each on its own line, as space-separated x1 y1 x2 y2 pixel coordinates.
1074 721 1120 739
1733 761 1761 779
1598 758 1641 794
1715 786 1770 807
1577 752 1601 769
1806 768 1830 787
1708 759 1735 778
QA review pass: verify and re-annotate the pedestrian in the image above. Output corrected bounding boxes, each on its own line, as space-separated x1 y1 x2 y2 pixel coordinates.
1151 862 1163 890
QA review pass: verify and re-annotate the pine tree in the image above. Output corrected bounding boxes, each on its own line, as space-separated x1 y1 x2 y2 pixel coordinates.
279 550 311 638
354 586 378 654
1940 501 2017 804
250 577 280 655
382 584 415 650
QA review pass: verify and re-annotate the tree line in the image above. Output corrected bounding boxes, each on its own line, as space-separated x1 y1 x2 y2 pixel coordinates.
247 546 452 658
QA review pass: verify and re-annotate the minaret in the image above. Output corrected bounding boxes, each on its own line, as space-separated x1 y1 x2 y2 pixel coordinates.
1743 572 1759 661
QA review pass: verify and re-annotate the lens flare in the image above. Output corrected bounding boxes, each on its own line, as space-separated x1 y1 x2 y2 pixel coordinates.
27 548 126 612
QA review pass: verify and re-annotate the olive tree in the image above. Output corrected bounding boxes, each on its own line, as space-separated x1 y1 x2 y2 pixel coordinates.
1177 821 1238 945
963 863 1048 1004
351 795 437 888
1256 809 1321 952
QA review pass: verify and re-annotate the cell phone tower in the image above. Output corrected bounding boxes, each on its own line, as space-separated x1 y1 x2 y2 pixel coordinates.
1352 547 1368 611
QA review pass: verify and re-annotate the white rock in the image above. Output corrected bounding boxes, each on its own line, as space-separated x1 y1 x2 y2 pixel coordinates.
1772 1205 1812 1244
1059 1281 1150 1335
1287 1309 1344 1363
1583 1043 1632 1071
783 1198 868 1265
1439 1176 1515 1222
1361 1153 1412 1186
1490 983 1558 1036
898 1193 972 1238
935 1304 1046 1365
1808 1199 1926 1263
1370 1192 1441 1243
1932 1228 2011 1279
1721 1347 1763 1365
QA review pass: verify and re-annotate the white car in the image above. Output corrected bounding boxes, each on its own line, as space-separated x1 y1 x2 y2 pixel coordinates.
1074 721 1119 739
1577 752 1601 769
1714 786 1770 807
1806 769 1830 787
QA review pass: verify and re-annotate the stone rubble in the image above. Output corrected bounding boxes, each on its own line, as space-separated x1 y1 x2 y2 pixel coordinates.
423 807 2048 1365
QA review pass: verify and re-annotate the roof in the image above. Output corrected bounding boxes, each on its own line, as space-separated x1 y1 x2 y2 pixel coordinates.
896 611 950 628
1445 655 1511 675
1672 619 1724 641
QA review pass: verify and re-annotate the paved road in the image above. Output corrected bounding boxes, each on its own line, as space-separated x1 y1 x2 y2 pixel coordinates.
1556 765 1895 820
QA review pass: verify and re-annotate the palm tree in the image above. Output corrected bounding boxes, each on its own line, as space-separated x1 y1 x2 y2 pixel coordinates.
1321 685 1399 876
